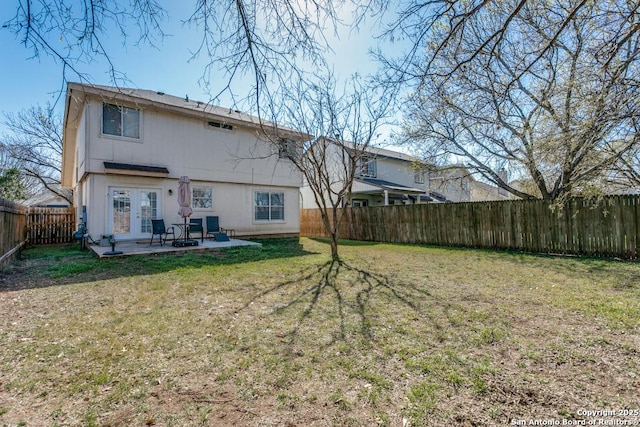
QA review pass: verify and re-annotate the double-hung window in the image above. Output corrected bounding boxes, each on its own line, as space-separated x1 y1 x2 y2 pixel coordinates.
192 186 213 209
102 103 140 138
254 191 284 221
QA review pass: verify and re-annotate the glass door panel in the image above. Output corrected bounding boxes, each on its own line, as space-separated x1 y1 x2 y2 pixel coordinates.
112 190 131 235
139 190 158 235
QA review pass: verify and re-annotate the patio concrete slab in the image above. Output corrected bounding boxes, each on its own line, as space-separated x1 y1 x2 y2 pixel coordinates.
90 238 261 258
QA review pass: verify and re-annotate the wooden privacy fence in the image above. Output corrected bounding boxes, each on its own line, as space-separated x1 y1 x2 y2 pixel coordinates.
300 195 640 259
26 207 76 245
0 198 27 268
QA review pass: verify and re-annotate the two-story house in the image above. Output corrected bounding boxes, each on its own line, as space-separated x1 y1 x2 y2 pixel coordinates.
349 146 432 206
62 83 310 242
300 141 475 209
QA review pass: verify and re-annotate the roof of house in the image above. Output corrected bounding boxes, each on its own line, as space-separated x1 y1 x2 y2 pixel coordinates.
348 143 421 164
21 188 72 207
65 82 312 139
429 191 450 202
361 146 420 163
355 177 425 193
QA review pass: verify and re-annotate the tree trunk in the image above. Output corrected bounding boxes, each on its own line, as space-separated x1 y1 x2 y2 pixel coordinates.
330 236 340 260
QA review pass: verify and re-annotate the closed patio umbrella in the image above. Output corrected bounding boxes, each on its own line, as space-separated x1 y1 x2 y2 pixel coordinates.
174 176 197 246
177 176 193 219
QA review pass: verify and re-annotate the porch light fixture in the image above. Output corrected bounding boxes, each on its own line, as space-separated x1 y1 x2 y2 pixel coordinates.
168 189 173 196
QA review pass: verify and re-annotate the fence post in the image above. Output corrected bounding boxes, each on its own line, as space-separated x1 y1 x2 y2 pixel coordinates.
0 198 28 269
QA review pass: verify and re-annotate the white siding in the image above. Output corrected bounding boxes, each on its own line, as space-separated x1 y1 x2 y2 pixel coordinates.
373 157 416 188
82 174 300 238
84 98 300 188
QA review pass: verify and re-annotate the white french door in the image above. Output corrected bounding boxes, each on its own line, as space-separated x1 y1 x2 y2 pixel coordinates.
110 187 162 239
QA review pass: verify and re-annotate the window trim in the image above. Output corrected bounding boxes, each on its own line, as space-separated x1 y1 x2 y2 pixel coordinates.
191 186 213 210
254 191 285 222
101 102 142 140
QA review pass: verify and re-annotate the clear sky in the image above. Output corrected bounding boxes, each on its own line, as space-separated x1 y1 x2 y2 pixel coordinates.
0 2 390 136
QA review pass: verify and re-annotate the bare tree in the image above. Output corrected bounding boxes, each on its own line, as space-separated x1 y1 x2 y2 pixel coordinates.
1 105 72 204
377 0 639 85
270 72 393 259
397 0 640 200
3 0 167 91
183 0 342 111
3 1 342 113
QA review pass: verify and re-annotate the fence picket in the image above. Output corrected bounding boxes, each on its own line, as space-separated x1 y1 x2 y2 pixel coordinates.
26 207 76 245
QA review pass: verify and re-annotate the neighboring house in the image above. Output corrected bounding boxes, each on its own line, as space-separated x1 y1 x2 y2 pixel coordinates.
62 83 309 241
21 188 72 207
300 142 474 208
428 165 516 202
428 165 474 203
470 180 512 202
350 146 434 206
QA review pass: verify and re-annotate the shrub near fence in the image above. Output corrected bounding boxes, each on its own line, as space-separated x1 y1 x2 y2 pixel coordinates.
0 197 27 268
26 207 76 245
300 195 640 260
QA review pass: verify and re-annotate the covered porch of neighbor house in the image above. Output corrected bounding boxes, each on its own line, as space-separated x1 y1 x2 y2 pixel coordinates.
350 178 432 207
89 237 261 258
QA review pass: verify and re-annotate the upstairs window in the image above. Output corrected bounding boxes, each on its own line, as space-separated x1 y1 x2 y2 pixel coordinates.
278 138 299 160
102 103 140 139
414 169 425 184
255 191 284 221
208 121 233 130
356 156 377 178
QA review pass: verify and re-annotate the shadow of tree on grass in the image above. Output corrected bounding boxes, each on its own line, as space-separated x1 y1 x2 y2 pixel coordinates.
237 258 438 348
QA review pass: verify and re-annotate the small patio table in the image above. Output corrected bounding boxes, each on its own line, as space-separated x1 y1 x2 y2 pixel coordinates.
172 223 190 240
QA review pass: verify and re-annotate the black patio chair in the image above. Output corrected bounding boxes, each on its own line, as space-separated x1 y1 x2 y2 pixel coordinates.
150 219 175 246
189 218 204 243
206 216 231 241
205 216 221 239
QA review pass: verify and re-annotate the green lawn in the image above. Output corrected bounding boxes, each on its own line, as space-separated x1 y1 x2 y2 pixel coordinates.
1 238 639 426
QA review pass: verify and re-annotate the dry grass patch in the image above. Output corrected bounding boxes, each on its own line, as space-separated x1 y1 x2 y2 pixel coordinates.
1 238 639 426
